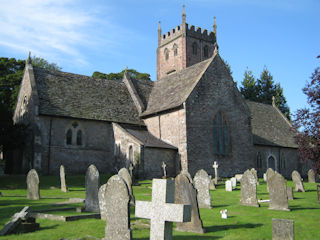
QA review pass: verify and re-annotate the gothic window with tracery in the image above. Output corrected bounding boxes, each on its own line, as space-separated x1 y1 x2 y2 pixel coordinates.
203 45 209 58
164 48 169 61
192 42 198 55
173 44 178 56
213 112 231 155
66 122 84 146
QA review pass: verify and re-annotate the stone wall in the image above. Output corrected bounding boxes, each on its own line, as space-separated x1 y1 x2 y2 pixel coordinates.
185 55 255 177
143 147 177 179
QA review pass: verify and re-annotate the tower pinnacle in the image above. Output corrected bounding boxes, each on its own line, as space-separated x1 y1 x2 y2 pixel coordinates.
213 16 217 38
182 5 186 24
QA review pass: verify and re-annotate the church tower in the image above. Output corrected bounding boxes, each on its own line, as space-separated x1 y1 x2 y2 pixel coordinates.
157 6 217 80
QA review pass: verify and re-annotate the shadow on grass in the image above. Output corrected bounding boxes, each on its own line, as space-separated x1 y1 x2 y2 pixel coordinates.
290 206 319 211
205 223 263 233
212 205 229 208
38 224 59 231
134 236 222 240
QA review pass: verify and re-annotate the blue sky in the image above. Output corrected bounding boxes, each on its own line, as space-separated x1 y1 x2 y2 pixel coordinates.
0 0 319 116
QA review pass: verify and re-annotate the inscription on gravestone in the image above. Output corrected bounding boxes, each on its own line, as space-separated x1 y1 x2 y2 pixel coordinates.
26 169 40 200
135 179 191 240
240 170 259 207
84 164 100 212
194 169 212 209
269 172 290 211
272 218 294 240
103 175 131 240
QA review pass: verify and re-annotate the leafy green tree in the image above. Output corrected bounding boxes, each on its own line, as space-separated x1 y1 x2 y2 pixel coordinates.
31 56 61 71
240 67 291 120
92 69 151 81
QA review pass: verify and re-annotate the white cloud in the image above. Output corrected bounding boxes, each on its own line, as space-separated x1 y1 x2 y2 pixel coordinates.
0 0 138 68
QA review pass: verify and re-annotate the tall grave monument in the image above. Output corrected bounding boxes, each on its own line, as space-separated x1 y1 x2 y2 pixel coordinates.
84 164 100 212
26 169 40 200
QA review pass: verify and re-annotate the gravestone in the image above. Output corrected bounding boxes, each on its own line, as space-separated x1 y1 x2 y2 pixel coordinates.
263 173 267 182
266 168 275 192
175 173 204 233
317 185 320 203
251 168 259 185
103 175 131 240
225 180 232 192
231 177 237 189
193 169 212 209
240 170 259 207
162 161 167 178
209 178 216 190
272 219 294 240
212 161 219 184
287 187 294 201
235 174 243 181
308 169 315 183
118 168 135 204
181 170 193 184
98 184 107 220
60 165 68 192
26 169 40 200
135 179 191 240
291 171 305 192
269 172 290 211
84 164 100 212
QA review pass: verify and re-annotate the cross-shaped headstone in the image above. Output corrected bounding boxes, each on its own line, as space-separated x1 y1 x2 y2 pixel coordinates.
162 161 167 178
212 161 219 185
135 179 191 240
129 163 134 178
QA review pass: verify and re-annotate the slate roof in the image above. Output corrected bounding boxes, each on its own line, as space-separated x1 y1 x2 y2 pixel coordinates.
140 57 214 117
119 124 177 149
130 78 154 108
246 100 297 148
33 67 144 125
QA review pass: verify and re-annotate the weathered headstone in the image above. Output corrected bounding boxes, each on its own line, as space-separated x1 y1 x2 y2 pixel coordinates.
118 168 135 204
272 219 294 240
269 172 290 211
181 170 193 184
26 169 40 200
193 169 212 209
98 184 107 220
291 171 305 192
235 174 243 182
308 169 315 183
287 187 294 201
84 164 100 212
175 173 205 233
135 179 191 240
225 180 232 192
251 168 259 185
209 178 216 190
231 177 237 189
103 175 131 240
60 165 68 192
240 169 259 207
266 168 275 192
212 161 219 184
263 173 267 182
162 161 167 178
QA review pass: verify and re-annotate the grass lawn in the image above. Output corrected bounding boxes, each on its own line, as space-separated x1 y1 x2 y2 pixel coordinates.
0 174 319 239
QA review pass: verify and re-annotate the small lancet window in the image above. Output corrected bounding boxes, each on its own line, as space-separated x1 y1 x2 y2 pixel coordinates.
66 129 72 145
76 130 82 146
203 45 209 58
173 44 178 57
192 42 198 55
213 112 230 155
164 48 169 61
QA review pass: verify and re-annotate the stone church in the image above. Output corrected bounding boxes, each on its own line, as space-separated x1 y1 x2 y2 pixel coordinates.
13 9 300 179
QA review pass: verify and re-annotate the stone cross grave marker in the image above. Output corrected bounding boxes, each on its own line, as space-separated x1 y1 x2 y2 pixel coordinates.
84 164 100 212
231 177 237 189
26 169 40 200
266 168 275 192
268 172 290 211
104 175 131 240
291 170 305 192
194 169 212 209
272 218 294 240
212 161 219 184
225 180 232 192
98 184 107 220
287 187 294 201
0 206 29 236
240 169 259 207
162 161 167 178
60 165 68 192
135 179 191 240
308 169 315 183
118 168 135 204
129 163 134 178
175 172 204 234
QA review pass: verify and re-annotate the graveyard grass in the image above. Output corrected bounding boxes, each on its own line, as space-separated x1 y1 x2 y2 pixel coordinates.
0 175 320 239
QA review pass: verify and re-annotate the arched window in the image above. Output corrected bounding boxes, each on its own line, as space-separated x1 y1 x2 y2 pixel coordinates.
268 156 276 170
192 42 198 55
203 45 209 58
128 145 134 164
76 130 82 146
213 112 230 155
257 152 262 169
66 129 72 145
164 48 169 61
173 44 178 56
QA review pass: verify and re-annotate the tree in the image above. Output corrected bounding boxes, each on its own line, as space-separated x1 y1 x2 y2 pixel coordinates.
31 56 61 71
92 68 151 81
293 56 320 173
240 67 291 120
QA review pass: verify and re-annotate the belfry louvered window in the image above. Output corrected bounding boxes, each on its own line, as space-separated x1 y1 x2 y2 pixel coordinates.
213 112 231 155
